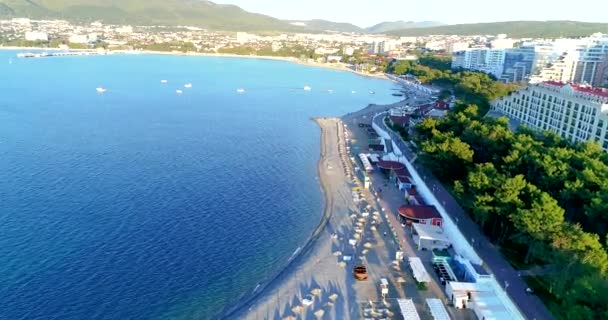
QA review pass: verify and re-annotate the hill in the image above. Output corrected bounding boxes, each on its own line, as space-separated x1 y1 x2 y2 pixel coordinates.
389 21 608 38
0 0 298 31
285 19 363 33
366 20 444 34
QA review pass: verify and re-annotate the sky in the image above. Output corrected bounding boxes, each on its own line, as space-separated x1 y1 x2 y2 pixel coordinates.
213 0 608 28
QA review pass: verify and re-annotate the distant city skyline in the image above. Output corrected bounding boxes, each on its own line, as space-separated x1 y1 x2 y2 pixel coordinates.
214 0 608 27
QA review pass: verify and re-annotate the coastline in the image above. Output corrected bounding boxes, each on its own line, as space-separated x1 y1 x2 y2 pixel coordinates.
0 46 388 80
213 117 342 319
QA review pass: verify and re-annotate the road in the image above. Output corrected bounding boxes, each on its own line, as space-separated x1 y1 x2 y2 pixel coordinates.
373 111 555 320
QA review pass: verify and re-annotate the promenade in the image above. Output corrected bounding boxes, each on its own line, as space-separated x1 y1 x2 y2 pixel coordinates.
371 109 555 320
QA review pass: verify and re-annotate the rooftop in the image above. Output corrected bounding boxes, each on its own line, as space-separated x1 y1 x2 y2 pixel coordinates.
542 81 608 99
377 160 405 170
389 115 410 127
412 223 450 242
399 205 441 220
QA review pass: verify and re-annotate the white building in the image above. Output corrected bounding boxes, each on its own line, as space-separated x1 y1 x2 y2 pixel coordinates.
68 34 89 44
530 33 608 87
425 40 446 51
314 47 340 55
447 42 469 53
369 40 399 54
25 31 49 41
115 25 133 34
236 32 256 44
343 47 355 56
490 34 514 49
492 81 608 150
452 48 506 77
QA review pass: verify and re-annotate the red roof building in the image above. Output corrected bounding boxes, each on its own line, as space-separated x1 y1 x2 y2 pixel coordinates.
398 205 442 226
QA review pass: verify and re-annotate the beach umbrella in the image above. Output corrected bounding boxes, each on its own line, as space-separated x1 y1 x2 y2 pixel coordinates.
329 293 339 301
314 310 325 318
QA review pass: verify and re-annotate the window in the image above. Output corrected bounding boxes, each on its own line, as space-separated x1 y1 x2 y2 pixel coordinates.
599 120 604 128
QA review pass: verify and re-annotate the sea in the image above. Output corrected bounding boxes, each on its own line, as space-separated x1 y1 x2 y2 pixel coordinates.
0 50 399 320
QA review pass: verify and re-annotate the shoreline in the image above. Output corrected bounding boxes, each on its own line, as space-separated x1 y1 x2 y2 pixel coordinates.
0 46 388 80
213 117 338 319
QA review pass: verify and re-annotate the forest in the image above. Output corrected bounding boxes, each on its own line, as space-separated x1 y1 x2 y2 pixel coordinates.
415 105 608 319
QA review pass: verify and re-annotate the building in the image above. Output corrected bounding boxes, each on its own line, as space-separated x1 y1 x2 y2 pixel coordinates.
447 42 469 54
530 33 608 87
68 34 89 44
425 40 446 51
491 81 608 150
25 31 48 42
500 46 536 82
451 48 506 77
398 205 443 226
490 34 514 49
314 47 340 55
236 32 255 44
369 40 399 54
412 223 451 251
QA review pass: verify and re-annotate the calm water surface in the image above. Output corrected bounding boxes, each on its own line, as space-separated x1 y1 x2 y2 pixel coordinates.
0 51 399 319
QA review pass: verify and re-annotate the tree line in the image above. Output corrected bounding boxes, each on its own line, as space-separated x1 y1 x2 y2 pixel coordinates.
415 105 608 319
387 57 521 113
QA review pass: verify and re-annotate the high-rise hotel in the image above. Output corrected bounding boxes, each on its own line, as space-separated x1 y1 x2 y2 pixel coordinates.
491 81 608 150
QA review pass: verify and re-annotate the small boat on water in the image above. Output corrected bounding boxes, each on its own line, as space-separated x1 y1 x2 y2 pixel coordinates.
392 93 404 97
351 90 357 94
96 87 107 93
303 85 312 91
327 89 334 93
369 90 375 94
236 88 245 93
184 83 193 88
160 80 168 83
176 89 183 94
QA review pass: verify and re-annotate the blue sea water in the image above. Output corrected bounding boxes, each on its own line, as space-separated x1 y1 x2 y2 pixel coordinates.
0 51 398 320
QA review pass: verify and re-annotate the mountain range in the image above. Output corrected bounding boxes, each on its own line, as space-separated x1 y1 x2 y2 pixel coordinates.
0 0 443 33
389 21 608 38
1 1 607 38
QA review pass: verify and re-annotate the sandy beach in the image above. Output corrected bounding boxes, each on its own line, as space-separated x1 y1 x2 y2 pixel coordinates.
220 113 435 320
218 117 359 319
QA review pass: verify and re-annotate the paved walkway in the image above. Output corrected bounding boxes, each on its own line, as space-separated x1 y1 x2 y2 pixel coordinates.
374 112 555 320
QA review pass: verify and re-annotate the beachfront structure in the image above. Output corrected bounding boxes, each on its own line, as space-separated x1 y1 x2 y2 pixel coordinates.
426 299 451 320
491 81 608 151
398 205 443 226
408 257 431 283
446 281 512 319
412 223 451 251
397 299 421 320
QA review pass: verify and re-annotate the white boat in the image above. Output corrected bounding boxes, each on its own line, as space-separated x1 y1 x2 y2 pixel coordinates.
176 89 183 94
351 90 357 94
327 89 333 93
96 87 107 93
160 80 168 83
236 88 245 93
303 85 312 91
184 83 192 88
